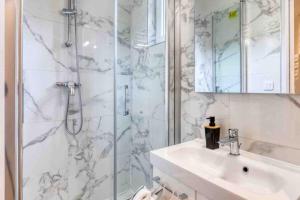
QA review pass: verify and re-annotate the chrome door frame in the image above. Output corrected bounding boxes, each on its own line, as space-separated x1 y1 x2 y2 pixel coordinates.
167 0 180 145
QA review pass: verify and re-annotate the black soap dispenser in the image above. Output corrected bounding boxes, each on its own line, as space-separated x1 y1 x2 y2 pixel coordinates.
205 116 220 149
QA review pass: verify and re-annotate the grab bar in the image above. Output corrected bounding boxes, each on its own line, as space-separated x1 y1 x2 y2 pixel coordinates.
124 85 129 116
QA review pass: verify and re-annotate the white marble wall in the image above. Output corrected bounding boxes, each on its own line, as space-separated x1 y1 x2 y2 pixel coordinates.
181 0 300 166
23 0 115 199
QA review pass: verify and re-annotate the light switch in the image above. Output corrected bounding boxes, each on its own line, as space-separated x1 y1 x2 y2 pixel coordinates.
264 80 274 91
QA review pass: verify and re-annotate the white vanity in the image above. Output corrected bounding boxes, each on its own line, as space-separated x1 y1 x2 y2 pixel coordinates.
150 139 300 200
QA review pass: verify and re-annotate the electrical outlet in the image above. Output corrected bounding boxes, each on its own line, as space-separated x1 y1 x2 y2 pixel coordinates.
263 80 274 91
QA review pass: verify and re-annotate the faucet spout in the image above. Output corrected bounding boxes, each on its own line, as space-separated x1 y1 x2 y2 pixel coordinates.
219 129 241 156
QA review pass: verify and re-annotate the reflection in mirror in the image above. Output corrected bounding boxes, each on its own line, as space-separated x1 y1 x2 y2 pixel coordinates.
195 0 241 93
195 0 292 94
133 0 165 48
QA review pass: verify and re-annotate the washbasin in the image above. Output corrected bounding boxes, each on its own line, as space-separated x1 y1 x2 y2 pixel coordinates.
168 146 283 195
219 157 283 195
150 139 300 200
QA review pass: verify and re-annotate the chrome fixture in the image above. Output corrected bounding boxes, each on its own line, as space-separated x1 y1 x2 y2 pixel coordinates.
56 82 81 96
57 0 84 136
218 129 241 156
124 85 129 116
62 0 77 47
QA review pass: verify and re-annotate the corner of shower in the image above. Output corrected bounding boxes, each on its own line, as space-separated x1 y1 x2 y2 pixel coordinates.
114 0 174 199
12 0 175 199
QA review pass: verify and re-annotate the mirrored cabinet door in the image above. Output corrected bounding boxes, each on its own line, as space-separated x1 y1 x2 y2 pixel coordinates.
195 0 242 93
194 0 297 94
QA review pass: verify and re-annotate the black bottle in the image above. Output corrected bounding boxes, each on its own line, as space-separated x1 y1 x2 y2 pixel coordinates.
204 116 220 149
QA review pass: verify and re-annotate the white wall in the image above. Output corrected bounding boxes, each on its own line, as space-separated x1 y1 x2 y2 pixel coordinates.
0 0 5 198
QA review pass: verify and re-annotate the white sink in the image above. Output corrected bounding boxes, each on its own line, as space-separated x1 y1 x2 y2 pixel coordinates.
150 139 300 200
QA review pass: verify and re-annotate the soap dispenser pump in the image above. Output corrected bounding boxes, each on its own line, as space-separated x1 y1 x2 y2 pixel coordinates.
204 116 220 149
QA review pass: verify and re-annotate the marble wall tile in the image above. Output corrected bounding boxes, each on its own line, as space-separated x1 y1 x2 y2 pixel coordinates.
116 114 132 156
116 154 131 194
23 116 114 200
23 70 70 122
23 16 72 72
23 0 115 199
240 137 300 166
228 94 300 149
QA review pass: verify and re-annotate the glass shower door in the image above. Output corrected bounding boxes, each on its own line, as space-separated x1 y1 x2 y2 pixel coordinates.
116 0 168 199
22 0 116 199
213 4 241 93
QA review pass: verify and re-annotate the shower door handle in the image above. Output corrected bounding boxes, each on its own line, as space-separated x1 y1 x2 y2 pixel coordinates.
124 85 129 116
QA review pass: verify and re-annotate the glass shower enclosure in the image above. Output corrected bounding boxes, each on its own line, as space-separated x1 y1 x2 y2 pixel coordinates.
115 0 167 199
21 0 168 199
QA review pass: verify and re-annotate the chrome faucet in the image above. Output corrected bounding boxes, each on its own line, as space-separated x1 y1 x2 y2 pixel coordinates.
218 129 241 156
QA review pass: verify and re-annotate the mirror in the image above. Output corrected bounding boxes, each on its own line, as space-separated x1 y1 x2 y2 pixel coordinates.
194 0 295 94
133 0 166 48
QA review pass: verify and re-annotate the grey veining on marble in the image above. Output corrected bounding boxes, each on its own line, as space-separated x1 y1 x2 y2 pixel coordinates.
23 0 115 199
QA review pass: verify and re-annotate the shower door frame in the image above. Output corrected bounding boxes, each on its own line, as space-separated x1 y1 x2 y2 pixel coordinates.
114 0 176 198
167 0 178 145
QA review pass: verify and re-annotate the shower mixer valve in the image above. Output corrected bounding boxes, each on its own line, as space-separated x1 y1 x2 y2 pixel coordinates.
61 8 77 15
56 81 81 96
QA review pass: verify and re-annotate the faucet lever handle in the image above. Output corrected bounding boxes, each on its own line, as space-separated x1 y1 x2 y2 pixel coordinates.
228 129 239 138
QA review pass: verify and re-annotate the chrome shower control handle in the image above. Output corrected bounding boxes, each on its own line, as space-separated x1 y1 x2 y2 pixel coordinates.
56 81 81 96
56 82 68 87
68 82 76 96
